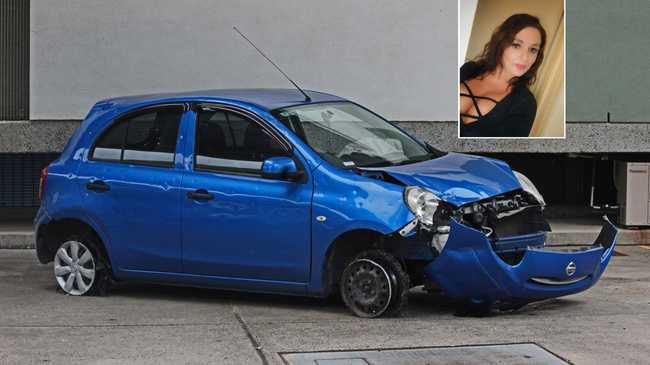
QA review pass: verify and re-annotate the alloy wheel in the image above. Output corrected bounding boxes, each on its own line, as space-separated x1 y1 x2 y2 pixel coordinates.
54 240 96 295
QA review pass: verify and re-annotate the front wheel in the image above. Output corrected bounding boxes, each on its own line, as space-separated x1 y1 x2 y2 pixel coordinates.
340 250 410 318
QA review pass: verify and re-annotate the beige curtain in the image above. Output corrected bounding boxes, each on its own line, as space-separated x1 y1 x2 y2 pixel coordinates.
530 14 565 137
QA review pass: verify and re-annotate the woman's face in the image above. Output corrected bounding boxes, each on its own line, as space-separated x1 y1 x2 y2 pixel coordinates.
500 26 542 78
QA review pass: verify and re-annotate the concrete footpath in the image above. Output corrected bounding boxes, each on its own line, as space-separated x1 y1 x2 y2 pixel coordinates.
1 245 649 364
1 217 648 249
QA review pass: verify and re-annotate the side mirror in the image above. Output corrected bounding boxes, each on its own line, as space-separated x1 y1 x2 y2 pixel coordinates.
261 156 301 181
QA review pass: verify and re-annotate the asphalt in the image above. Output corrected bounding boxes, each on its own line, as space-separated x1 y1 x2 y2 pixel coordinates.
0 245 649 364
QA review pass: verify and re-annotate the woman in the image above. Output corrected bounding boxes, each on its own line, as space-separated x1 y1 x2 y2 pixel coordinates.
460 14 546 137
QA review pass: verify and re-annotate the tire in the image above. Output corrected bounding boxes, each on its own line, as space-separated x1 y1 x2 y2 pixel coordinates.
340 250 410 318
53 234 110 296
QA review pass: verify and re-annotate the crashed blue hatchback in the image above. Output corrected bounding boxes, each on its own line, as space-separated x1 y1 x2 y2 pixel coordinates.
35 89 618 317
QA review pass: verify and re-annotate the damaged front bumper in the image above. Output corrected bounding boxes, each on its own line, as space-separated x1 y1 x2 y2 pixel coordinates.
424 216 618 306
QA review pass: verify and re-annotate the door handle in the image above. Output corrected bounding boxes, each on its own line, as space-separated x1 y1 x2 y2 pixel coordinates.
86 180 110 192
187 189 214 201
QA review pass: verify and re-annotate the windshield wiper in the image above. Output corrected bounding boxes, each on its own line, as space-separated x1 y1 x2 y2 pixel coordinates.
358 161 394 168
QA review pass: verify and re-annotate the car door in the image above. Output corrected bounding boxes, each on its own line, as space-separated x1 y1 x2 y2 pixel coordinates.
77 104 186 273
181 105 312 283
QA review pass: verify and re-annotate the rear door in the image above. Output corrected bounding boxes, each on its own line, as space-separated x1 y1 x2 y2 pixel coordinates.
181 105 312 283
77 104 186 273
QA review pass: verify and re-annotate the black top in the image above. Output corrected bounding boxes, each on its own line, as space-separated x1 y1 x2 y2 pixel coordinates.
460 62 537 137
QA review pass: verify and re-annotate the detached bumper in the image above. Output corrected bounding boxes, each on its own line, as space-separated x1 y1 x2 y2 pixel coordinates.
424 216 618 305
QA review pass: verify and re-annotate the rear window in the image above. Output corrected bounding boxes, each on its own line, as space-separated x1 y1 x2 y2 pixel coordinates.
91 106 183 166
92 122 127 161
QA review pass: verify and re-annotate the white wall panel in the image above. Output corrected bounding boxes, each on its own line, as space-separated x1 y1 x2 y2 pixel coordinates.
567 0 650 122
31 0 457 121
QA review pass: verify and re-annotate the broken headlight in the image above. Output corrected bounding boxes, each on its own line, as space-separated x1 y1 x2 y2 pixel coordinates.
513 171 545 206
404 186 440 226
431 225 450 253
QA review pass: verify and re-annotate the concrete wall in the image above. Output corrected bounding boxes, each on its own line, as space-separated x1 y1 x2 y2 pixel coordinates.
13 0 649 154
30 0 457 121
567 0 650 122
459 0 478 66
3 120 648 154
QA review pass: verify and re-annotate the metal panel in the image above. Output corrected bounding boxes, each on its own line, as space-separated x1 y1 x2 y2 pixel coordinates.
282 343 569 365
0 0 29 120
0 153 58 207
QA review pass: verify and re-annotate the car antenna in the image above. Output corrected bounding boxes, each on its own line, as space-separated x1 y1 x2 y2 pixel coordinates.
233 26 311 102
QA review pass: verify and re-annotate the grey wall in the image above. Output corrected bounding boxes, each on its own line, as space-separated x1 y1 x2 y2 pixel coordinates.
567 0 650 122
1 0 29 120
30 0 457 121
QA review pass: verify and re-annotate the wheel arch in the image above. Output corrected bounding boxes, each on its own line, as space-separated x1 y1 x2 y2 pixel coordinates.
36 217 112 272
321 228 406 298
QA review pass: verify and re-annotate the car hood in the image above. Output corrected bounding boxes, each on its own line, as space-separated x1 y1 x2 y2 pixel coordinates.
379 152 521 207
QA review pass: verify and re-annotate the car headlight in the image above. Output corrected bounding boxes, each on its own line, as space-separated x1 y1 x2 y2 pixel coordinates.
404 186 440 226
513 171 545 206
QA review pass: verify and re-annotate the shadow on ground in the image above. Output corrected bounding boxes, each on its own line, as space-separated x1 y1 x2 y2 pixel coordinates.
101 280 585 319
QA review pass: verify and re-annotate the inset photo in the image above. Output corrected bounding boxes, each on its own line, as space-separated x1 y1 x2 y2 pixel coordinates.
459 0 565 138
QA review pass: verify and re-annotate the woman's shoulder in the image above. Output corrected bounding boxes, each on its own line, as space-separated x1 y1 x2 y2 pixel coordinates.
510 84 537 110
460 61 483 82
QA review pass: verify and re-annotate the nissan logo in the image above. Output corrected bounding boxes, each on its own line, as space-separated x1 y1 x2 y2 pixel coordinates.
566 262 577 277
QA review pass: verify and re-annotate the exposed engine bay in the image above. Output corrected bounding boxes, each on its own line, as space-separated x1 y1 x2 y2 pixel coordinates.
429 190 549 252
394 189 551 263
357 168 551 260
452 190 551 239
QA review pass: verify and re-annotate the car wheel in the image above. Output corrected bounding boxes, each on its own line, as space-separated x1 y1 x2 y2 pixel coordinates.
53 235 109 296
340 250 410 318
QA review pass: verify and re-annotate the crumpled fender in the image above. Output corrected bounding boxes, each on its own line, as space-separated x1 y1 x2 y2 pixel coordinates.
307 163 415 295
424 216 618 305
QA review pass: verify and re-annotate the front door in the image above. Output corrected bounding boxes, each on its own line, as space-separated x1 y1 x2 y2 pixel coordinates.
181 106 312 283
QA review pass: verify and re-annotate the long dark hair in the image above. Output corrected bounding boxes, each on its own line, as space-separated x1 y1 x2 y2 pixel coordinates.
474 14 546 86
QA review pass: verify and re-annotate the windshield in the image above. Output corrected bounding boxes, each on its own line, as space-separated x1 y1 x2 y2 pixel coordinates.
272 102 435 168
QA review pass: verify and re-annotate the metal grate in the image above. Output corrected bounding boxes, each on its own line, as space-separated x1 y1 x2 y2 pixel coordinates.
0 153 59 207
281 343 569 365
0 0 30 120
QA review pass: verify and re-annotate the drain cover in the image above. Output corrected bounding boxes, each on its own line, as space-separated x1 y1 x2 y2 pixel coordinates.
281 343 568 365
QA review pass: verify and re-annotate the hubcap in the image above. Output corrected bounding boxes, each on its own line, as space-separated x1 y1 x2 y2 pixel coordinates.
54 241 95 295
343 259 392 317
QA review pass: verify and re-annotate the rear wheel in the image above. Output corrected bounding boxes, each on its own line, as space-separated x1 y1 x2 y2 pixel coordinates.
53 235 109 296
340 250 410 318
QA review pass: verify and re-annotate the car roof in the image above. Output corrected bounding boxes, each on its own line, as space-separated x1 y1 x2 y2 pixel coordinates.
99 88 348 112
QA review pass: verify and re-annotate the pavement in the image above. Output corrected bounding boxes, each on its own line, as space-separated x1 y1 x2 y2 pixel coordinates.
0 245 649 364
2 216 648 249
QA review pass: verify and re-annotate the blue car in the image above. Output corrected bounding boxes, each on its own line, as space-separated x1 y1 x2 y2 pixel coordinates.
35 89 618 317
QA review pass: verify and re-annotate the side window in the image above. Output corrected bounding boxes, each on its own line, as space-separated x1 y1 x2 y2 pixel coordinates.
91 106 183 166
92 121 127 161
196 109 288 173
